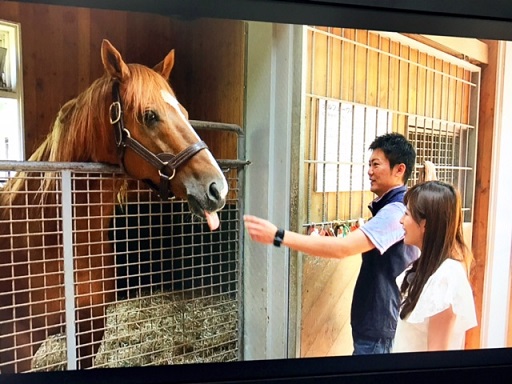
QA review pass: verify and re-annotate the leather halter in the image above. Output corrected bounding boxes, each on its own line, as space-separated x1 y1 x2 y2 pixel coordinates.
109 81 208 200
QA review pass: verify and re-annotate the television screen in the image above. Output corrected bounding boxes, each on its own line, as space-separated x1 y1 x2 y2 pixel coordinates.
1 1 511 383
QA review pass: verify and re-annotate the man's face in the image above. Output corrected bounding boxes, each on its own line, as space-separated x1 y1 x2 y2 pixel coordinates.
367 148 403 197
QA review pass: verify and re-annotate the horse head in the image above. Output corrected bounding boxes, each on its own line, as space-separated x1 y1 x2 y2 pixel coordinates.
100 39 227 230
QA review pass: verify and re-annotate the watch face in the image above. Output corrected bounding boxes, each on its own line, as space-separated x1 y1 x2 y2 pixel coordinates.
273 229 284 247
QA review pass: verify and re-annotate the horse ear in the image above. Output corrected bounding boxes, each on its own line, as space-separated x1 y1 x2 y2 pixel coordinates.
101 39 130 81
153 49 175 80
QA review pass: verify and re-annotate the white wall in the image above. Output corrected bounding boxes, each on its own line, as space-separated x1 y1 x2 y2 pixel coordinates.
243 22 304 359
481 41 512 348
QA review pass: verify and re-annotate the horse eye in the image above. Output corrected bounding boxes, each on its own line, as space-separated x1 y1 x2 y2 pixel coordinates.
142 110 158 126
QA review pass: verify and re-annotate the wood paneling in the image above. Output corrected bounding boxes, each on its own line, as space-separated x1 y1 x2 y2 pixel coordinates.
300 255 360 357
173 19 246 161
0 1 245 160
304 27 474 225
302 27 480 356
466 39 498 350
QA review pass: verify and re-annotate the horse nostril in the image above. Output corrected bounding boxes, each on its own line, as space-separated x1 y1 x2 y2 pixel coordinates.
209 182 221 201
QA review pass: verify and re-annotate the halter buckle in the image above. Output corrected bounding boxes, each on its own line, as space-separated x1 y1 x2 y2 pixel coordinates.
109 101 122 125
159 168 176 182
158 169 177 200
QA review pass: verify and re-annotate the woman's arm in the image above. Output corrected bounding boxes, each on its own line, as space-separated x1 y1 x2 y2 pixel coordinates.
427 305 457 351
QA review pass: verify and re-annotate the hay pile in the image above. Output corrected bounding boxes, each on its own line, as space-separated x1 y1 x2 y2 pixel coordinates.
95 292 239 367
31 292 239 371
32 333 67 372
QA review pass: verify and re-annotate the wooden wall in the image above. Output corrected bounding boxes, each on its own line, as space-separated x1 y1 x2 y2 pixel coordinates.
307 27 472 125
467 39 497 350
0 1 245 161
301 255 360 357
301 26 481 357
304 27 474 224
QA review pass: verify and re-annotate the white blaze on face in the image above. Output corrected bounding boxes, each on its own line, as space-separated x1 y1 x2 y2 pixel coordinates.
160 90 229 201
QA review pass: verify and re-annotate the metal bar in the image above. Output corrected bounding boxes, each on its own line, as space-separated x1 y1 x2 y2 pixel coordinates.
410 49 420 185
361 32 369 212
190 120 244 137
421 54 429 175
335 33 345 220
303 95 476 130
306 29 315 224
61 170 77 370
335 101 342 218
348 30 357 220
321 28 332 222
321 101 328 222
219 159 251 169
457 70 466 210
0 159 250 172
0 160 122 173
414 164 472 171
301 218 361 227
308 27 480 79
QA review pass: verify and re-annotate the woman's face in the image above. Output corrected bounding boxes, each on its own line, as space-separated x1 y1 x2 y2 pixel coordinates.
400 205 425 249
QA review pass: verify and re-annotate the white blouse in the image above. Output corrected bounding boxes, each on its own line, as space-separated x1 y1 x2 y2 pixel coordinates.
392 258 477 353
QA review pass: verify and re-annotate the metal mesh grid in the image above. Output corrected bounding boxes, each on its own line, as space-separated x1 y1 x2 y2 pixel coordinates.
407 117 474 220
0 161 242 373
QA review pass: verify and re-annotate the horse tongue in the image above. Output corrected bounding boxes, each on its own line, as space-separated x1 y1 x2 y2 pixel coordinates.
205 211 220 231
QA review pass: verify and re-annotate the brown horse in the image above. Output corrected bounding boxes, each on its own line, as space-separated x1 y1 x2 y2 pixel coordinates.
0 39 228 373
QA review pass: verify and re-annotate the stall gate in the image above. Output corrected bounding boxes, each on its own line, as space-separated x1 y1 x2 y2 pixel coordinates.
0 123 247 373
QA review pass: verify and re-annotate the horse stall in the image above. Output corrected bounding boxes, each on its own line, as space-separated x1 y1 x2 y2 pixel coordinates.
0 153 245 372
0 2 247 374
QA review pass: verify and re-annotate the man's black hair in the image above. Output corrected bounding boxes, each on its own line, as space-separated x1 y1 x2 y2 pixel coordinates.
369 132 416 184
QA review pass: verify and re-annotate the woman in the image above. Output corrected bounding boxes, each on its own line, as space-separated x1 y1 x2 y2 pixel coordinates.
393 181 477 352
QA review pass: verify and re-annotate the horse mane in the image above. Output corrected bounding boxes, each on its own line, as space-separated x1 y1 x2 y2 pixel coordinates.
1 62 173 204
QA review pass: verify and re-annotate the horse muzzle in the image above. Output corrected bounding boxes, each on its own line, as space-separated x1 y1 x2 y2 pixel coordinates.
186 180 227 231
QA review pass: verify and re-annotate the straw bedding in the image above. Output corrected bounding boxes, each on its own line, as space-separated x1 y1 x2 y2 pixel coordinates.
31 291 238 371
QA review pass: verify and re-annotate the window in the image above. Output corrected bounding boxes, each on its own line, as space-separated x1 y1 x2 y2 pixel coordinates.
0 20 23 184
408 116 475 222
315 100 391 192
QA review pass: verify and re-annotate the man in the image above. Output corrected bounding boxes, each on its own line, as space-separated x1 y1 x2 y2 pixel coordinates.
244 132 419 354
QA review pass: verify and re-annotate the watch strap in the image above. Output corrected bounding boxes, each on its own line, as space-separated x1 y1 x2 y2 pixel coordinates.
273 228 285 247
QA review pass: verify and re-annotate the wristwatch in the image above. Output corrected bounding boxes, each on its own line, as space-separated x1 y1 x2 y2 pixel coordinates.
273 228 285 247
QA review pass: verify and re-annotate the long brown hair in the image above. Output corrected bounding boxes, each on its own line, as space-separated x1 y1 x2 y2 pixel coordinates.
399 181 473 319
